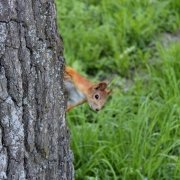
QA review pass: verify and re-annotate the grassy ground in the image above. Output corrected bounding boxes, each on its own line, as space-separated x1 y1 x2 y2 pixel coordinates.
56 0 180 179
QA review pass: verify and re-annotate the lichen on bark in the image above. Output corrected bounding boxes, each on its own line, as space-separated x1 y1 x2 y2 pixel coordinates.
0 0 73 179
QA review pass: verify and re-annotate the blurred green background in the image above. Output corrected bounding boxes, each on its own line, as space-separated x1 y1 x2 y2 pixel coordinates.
56 0 180 179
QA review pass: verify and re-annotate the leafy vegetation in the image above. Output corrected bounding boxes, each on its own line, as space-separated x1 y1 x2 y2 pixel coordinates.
56 0 180 179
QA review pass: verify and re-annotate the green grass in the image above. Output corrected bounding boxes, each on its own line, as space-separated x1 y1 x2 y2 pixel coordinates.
56 0 180 179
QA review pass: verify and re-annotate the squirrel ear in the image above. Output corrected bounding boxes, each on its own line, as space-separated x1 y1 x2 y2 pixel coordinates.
95 82 107 91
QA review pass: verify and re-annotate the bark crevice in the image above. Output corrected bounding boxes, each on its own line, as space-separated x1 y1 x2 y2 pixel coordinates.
0 0 73 179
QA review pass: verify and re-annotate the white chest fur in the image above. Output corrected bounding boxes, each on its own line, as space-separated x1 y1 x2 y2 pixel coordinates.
64 80 86 106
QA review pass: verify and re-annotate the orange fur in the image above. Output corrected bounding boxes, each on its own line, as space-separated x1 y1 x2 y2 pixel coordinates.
65 66 111 112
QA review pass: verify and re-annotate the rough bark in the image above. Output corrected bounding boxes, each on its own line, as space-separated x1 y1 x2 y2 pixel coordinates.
0 0 73 179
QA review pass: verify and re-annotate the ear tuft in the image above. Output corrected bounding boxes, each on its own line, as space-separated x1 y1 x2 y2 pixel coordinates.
95 82 107 91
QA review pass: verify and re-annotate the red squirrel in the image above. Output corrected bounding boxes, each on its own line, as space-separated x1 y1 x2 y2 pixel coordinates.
64 66 111 112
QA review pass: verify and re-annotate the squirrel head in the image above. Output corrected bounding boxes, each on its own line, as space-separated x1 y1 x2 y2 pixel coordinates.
86 82 111 111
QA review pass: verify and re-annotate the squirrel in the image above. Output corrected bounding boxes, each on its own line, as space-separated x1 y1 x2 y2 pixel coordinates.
64 66 111 112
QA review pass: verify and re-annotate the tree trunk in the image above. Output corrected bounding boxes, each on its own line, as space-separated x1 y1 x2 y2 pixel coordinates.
0 0 73 179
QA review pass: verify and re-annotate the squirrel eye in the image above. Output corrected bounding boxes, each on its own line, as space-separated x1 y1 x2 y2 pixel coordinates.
95 94 99 100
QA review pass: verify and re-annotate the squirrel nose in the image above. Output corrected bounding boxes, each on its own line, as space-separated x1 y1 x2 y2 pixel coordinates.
95 108 99 111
